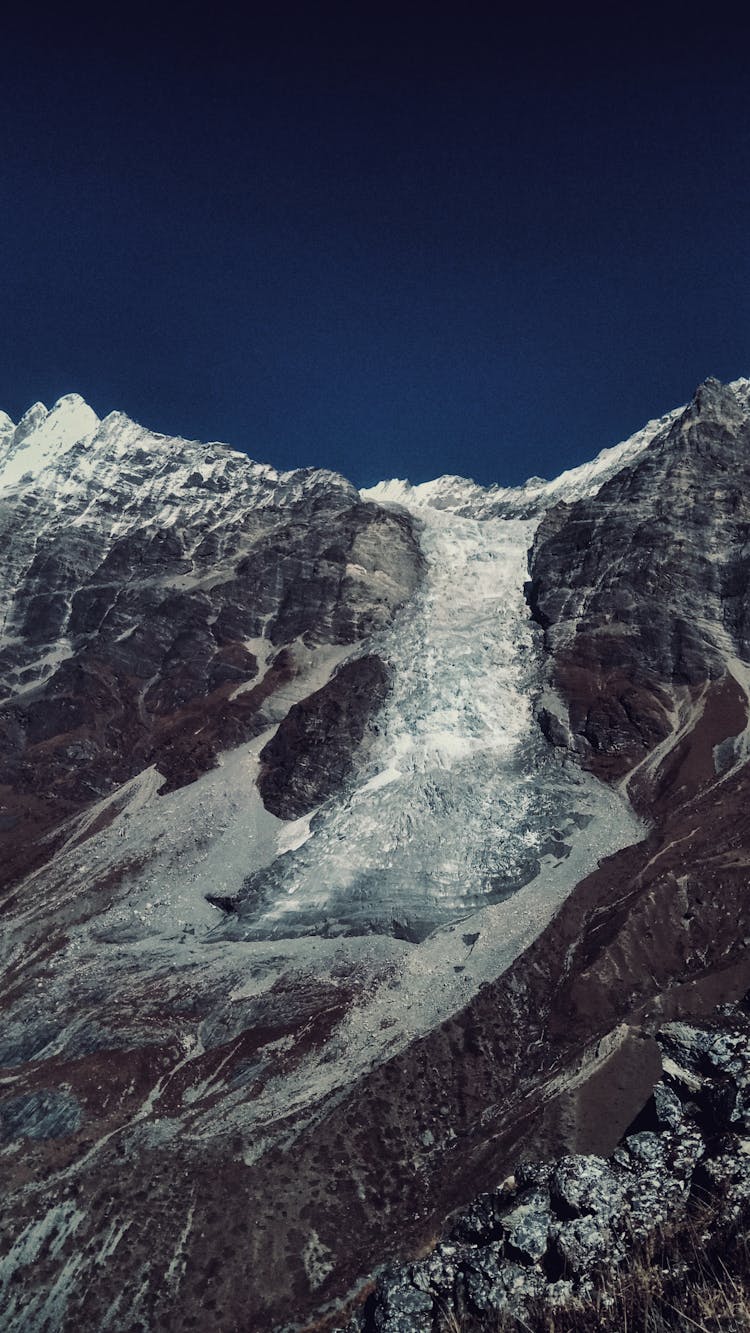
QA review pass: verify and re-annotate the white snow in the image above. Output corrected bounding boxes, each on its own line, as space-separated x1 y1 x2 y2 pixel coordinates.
244 506 542 933
231 495 640 947
0 395 100 492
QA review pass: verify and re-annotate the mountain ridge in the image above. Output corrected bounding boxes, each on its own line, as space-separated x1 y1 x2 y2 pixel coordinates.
1 375 749 1331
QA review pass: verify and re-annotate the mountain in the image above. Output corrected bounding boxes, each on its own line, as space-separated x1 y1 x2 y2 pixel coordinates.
1 378 749 1331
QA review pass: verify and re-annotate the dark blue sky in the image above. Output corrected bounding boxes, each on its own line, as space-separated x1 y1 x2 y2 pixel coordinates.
2 3 749 487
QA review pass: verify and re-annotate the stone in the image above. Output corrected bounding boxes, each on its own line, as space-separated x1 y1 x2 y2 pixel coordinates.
501 1187 553 1263
257 655 393 819
549 1154 624 1222
371 1271 434 1332
461 1252 546 1319
515 1159 554 1190
652 1081 685 1131
450 1191 508 1244
551 1215 621 1275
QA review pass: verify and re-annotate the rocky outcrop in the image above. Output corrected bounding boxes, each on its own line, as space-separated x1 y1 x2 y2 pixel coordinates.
347 1010 750 1331
257 655 393 818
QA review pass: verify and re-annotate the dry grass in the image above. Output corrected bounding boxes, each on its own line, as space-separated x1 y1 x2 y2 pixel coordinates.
442 1196 750 1332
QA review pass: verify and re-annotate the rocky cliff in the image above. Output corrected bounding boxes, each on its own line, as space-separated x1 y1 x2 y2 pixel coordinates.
527 375 750 795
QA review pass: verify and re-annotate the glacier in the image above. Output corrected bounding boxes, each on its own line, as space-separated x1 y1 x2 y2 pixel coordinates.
229 498 640 942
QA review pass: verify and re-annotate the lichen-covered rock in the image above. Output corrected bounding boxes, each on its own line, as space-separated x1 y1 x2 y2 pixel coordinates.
515 1159 554 1190
652 1081 685 1130
660 1023 719 1077
551 1214 621 1275
549 1154 624 1222
700 1033 750 1132
450 1190 509 1244
410 1243 464 1299
371 1270 434 1331
619 1127 703 1237
695 1137 750 1217
461 1251 546 1318
501 1187 552 1263
360 1016 750 1331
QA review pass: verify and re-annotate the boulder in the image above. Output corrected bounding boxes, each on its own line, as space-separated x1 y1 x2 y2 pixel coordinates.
501 1187 553 1264
549 1154 624 1222
371 1271 434 1332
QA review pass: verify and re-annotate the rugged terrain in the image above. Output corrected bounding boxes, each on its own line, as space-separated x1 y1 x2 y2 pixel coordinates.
353 1006 750 1330
1 378 749 1331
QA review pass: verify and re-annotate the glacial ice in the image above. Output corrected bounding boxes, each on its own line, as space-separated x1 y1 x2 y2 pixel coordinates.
229 498 639 941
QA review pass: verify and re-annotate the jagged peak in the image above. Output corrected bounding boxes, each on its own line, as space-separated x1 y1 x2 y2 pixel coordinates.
364 408 681 518
365 378 750 521
664 375 750 443
13 401 48 443
98 409 135 430
9 394 100 449
690 375 743 417
0 393 101 492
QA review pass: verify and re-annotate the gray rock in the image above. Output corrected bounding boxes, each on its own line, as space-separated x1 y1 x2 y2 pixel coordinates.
697 1147 750 1219
372 1271 434 1331
0 1089 82 1141
549 1154 624 1222
501 1187 552 1263
410 1243 463 1298
551 1214 621 1275
527 378 750 779
515 1159 554 1190
462 1251 545 1318
622 1127 702 1237
653 1081 685 1130
257 655 393 819
450 1191 508 1244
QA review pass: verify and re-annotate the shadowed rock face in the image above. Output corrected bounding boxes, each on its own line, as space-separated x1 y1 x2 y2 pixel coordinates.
258 655 393 819
355 1009 750 1331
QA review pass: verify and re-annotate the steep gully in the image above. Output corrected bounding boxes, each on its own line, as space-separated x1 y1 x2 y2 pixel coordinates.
1 380 749 1330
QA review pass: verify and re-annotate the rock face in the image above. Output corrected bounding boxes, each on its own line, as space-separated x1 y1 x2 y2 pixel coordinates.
350 1009 750 1331
527 376 750 794
257 654 393 818
1 379 750 1333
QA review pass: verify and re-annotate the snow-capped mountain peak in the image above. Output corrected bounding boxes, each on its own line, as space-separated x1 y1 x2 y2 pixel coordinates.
0 393 101 492
3 374 750 1332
